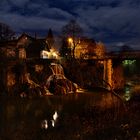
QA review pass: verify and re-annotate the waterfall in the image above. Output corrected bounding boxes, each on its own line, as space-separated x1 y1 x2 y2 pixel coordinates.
46 63 77 94
50 63 64 75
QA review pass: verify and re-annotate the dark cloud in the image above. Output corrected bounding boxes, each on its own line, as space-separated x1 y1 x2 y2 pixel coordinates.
0 12 66 33
0 0 140 50
37 7 74 20
8 0 30 7
74 0 140 49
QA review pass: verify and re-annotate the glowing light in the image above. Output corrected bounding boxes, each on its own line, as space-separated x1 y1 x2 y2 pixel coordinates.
53 111 58 121
51 111 58 127
41 120 48 129
123 94 131 101
41 49 59 59
122 60 136 65
68 37 73 43
123 86 131 101
76 88 86 93
51 120 55 127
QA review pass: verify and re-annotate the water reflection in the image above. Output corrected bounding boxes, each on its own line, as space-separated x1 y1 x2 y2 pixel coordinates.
0 92 125 139
41 120 48 129
41 111 58 129
53 111 58 121
51 120 55 127
123 85 132 101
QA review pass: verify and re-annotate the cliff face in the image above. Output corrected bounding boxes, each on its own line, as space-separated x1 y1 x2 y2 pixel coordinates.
62 60 104 89
1 59 77 96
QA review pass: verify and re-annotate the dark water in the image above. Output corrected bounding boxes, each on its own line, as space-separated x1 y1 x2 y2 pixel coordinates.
0 92 140 140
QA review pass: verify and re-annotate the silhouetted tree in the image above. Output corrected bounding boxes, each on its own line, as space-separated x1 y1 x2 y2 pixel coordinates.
46 28 54 49
59 37 71 58
62 20 83 58
0 22 15 41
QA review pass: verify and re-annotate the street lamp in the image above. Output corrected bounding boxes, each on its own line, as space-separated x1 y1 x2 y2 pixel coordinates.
68 37 73 43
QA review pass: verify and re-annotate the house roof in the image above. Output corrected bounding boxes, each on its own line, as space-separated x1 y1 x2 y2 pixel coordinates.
17 33 35 41
0 33 50 51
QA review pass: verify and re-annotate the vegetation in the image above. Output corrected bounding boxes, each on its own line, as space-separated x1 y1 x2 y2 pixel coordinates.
59 37 71 59
61 20 83 58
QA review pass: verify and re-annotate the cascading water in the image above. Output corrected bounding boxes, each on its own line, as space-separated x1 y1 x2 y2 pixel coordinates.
50 63 64 75
46 63 77 94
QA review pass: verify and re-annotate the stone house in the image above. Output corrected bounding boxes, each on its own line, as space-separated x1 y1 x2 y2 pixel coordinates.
0 33 50 60
0 33 50 94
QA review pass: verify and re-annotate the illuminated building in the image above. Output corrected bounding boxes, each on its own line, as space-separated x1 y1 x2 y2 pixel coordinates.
67 37 106 59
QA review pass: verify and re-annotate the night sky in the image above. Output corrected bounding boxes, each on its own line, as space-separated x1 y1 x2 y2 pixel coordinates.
1 0 140 50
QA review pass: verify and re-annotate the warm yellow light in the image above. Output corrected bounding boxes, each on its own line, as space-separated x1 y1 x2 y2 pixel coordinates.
41 49 59 59
68 37 73 43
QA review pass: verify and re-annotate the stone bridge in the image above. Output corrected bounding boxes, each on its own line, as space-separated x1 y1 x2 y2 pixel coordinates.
103 50 140 90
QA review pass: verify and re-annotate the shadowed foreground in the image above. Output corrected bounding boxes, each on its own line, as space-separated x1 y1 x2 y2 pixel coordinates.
0 92 140 140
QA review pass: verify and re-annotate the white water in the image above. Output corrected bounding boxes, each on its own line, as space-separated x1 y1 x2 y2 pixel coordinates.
46 63 78 94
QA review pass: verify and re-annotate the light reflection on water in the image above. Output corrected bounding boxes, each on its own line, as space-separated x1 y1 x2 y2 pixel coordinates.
41 111 58 129
0 91 126 139
41 120 48 129
123 85 132 101
53 111 58 121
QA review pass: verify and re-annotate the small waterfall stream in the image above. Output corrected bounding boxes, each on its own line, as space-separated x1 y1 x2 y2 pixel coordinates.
19 63 78 97
50 63 64 75
46 63 77 94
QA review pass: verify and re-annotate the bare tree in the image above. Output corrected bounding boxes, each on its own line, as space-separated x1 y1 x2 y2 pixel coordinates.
0 22 15 41
62 20 83 58
59 37 71 58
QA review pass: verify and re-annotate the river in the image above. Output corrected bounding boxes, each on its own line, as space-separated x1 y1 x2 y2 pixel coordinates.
0 90 140 140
